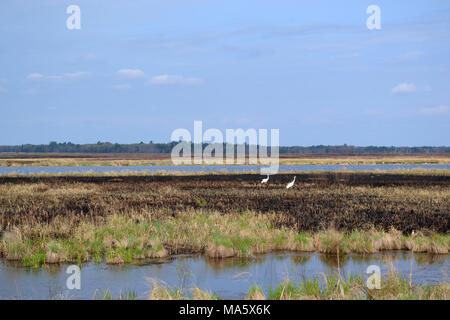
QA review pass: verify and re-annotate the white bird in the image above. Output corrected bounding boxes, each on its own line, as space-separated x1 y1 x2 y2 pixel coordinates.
286 176 296 189
261 174 270 184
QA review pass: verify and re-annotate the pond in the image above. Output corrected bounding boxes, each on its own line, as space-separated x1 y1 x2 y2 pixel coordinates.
0 164 449 175
0 252 448 299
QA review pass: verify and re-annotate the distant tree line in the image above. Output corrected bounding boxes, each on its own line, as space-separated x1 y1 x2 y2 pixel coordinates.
0 141 448 154
279 144 450 154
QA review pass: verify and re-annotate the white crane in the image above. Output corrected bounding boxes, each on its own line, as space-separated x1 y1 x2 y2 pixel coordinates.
286 176 296 189
261 174 270 184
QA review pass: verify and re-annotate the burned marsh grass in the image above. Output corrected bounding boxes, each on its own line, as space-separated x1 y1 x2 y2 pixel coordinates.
1 172 448 232
0 172 448 267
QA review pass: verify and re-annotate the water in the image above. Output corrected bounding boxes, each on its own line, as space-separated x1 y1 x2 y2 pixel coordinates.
0 164 449 175
0 252 447 299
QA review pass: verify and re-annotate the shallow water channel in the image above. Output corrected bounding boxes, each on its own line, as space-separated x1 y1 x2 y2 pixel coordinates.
1 164 449 175
0 251 448 299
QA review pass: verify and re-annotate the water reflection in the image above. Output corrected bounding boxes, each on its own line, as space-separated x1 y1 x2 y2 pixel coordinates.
0 164 449 175
0 251 447 299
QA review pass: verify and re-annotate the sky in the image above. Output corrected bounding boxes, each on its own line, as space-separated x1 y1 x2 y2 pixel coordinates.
0 0 449 146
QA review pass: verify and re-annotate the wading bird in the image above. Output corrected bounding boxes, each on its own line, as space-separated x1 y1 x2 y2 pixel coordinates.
261 174 270 184
286 176 296 189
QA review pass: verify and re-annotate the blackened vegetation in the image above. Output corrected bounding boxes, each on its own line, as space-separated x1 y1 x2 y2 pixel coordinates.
0 172 448 233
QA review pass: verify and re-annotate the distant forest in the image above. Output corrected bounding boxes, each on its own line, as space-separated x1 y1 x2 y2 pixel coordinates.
0 142 449 154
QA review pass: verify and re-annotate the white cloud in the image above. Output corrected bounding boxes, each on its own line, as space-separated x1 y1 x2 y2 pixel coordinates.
23 89 39 95
0 86 6 93
64 72 90 79
392 82 416 94
398 51 423 62
26 72 89 81
116 69 145 79
363 109 383 116
113 84 132 91
420 105 449 115
330 52 360 60
27 73 45 80
148 74 203 85
85 53 97 61
48 75 66 81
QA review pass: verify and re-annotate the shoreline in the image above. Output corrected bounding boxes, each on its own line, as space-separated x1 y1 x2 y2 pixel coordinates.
1 211 448 268
1 160 450 167
0 153 449 167
0 168 449 178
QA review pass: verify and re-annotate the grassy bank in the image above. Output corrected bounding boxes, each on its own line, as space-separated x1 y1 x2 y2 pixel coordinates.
1 210 448 267
148 271 449 300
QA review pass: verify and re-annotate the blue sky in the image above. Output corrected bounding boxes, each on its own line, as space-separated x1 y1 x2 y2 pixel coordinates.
0 0 449 146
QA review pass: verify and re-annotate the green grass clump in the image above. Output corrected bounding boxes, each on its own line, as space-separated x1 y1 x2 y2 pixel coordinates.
268 280 301 300
94 289 137 300
2 209 449 267
245 272 449 300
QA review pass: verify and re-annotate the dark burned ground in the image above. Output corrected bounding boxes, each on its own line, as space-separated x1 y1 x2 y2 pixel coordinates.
2 172 449 185
1 172 449 233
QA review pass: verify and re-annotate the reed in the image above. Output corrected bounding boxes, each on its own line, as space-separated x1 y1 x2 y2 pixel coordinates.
1 210 448 267
145 271 449 300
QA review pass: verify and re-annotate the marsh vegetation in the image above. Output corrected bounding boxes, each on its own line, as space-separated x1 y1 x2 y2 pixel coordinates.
0 153 449 167
149 270 449 300
0 172 448 267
